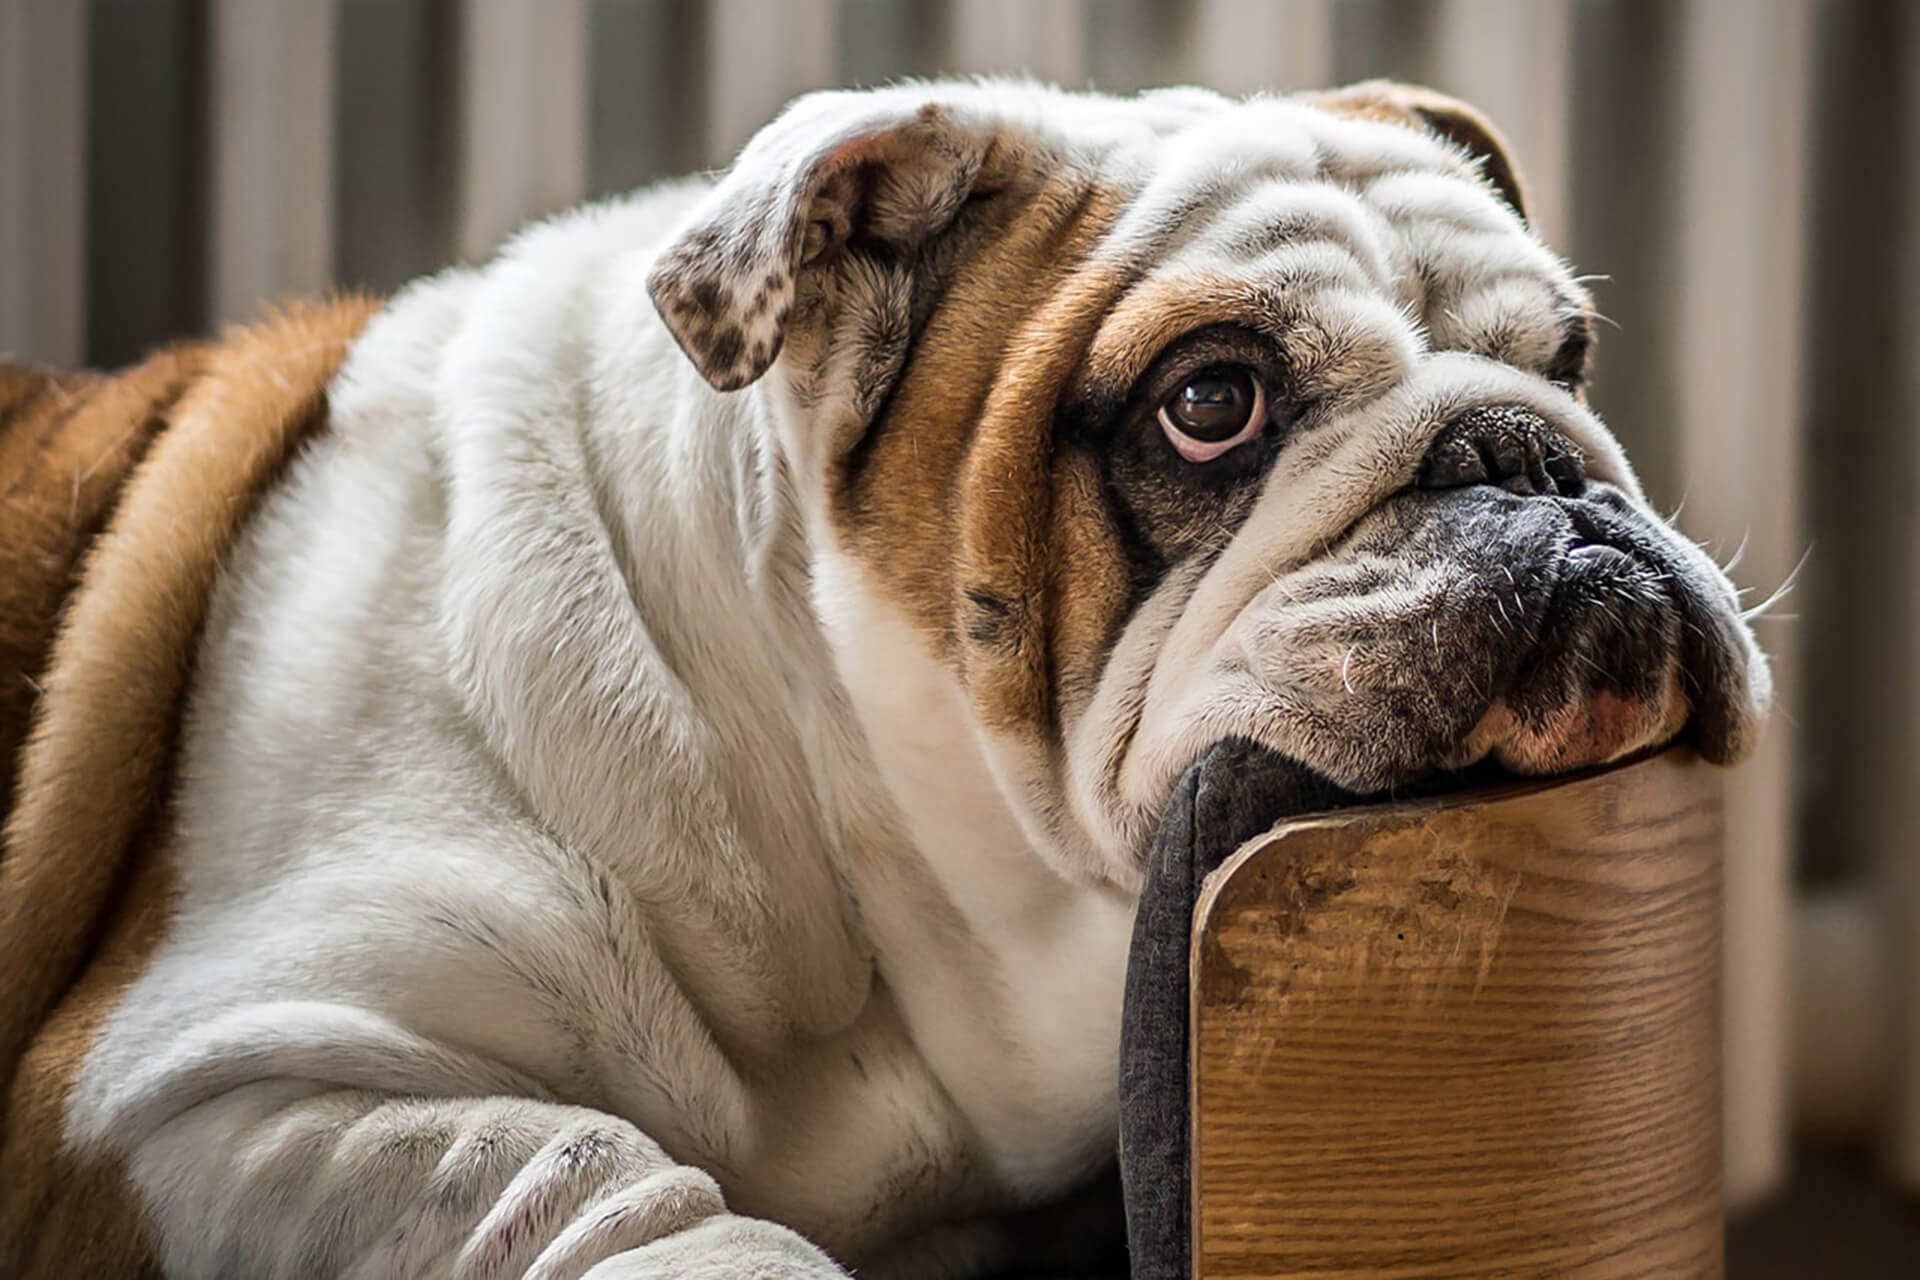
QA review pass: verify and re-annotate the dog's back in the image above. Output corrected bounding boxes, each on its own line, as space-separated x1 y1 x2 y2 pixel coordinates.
0 300 375 1278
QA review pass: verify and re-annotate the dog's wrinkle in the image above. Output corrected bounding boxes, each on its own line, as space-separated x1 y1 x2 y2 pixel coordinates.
1105 156 1313 271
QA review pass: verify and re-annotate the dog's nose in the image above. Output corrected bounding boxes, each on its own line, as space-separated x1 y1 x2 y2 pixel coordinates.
1416 406 1586 497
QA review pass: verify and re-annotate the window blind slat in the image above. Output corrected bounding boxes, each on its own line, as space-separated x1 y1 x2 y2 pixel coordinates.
944 0 1088 87
1889 0 1920 1197
206 0 336 326
1187 0 1333 97
0 0 87 364
1670 0 1815 1211
704 0 839 166
452 0 590 264
1427 0 1574 253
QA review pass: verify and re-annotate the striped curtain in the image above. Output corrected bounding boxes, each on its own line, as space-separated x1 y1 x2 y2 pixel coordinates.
3 0 1914 1214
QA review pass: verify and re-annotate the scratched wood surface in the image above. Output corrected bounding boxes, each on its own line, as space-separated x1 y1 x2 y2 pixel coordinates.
1190 747 1724 1279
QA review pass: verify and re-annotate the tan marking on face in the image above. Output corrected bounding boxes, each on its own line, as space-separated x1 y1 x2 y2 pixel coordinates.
0 297 379 1276
1075 271 1262 394
954 250 1150 737
830 174 1134 739
1046 449 1138 721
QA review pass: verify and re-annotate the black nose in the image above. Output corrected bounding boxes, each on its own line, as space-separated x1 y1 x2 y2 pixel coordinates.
1416 406 1587 497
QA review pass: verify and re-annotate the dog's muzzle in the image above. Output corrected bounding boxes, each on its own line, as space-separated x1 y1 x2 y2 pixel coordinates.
1237 403 1756 792
1407 405 1743 774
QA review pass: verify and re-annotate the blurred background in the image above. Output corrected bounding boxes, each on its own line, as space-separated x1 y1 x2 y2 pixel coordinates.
2 0 1915 1272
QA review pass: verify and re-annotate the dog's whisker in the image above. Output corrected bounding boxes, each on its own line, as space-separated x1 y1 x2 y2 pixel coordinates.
1739 544 1812 622
1719 531 1751 576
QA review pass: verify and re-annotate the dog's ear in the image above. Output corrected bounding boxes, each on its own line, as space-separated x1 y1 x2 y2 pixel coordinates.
1305 80 1530 224
647 91 996 391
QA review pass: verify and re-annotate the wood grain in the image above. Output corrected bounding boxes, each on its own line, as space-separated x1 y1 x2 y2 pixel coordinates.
1191 748 1724 1278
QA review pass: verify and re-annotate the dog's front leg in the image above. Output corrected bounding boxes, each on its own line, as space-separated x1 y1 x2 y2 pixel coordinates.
128 1084 847 1279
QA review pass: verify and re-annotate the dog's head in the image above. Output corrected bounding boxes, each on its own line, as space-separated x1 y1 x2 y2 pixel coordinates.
647 79 1769 888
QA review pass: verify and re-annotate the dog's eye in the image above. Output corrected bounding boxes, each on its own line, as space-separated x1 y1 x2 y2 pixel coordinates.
1157 366 1266 462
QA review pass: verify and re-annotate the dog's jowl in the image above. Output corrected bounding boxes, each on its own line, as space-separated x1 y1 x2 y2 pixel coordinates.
0 79 1767 1279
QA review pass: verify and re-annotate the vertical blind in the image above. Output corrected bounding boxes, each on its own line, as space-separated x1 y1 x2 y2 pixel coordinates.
1 0 1913 1214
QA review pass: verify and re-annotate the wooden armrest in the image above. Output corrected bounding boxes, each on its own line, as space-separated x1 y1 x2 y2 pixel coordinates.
1190 747 1723 1278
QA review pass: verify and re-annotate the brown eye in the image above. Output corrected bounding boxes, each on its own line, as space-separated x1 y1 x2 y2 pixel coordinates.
1157 366 1266 462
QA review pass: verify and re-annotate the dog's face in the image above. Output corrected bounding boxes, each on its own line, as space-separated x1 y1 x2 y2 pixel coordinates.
649 80 1769 888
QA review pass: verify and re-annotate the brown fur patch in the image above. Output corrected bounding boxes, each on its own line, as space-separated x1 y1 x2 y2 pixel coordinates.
1045 450 1138 719
0 352 206 816
0 296 379 1277
831 174 1138 742
0 841 176 1279
955 254 1141 736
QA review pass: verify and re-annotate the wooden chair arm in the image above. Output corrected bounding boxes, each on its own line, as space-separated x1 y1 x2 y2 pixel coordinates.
1190 747 1724 1278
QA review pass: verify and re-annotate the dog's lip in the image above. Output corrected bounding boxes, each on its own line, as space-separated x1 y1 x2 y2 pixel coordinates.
1529 535 1655 639
1368 740 1682 804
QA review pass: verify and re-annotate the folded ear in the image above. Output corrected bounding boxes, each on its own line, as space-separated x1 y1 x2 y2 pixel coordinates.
1304 79 1530 224
647 90 996 391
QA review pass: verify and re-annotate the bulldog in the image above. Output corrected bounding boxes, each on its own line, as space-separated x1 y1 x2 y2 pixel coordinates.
0 78 1767 1279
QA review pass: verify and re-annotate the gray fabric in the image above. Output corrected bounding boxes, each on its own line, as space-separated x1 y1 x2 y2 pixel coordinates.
1117 741 1356 1280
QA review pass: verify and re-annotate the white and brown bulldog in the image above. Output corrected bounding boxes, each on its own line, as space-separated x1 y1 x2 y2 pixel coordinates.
0 79 1767 1279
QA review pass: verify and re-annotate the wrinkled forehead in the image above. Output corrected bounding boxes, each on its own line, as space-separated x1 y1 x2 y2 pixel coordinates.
1055 93 1587 403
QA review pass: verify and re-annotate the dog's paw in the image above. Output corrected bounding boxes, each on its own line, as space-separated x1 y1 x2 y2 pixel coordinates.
579 1214 848 1279
336 1099 728 1280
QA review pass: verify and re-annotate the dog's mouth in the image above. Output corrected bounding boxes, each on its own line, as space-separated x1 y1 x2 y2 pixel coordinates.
1215 465 1762 809
1177 477 1757 848
1402 405 1763 778
1382 477 1751 771
1428 484 1699 777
